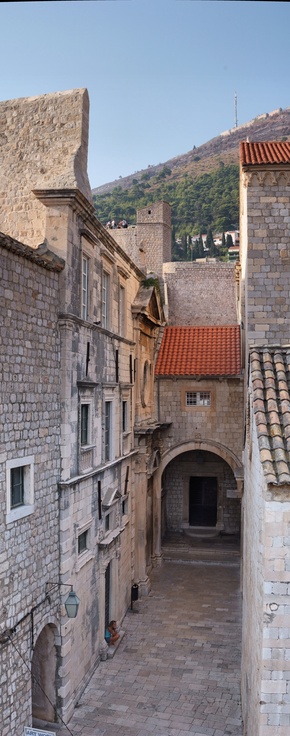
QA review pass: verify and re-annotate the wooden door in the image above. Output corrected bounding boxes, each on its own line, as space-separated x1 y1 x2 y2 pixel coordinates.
189 476 217 526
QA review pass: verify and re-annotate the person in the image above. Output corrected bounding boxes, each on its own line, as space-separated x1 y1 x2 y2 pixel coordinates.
105 620 120 646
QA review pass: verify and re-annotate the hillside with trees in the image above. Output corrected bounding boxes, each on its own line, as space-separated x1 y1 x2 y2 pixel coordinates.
93 106 290 260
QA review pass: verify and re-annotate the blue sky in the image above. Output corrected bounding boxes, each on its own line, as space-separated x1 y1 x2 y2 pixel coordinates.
1 1 289 188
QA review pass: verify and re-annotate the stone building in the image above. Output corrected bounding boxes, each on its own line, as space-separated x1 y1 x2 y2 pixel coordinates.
240 141 290 736
2 83 290 736
0 90 164 733
0 232 64 733
113 215 244 545
155 324 243 538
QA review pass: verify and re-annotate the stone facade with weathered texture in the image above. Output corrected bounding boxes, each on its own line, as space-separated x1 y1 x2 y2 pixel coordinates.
0 234 64 735
241 143 290 735
0 89 91 247
0 90 164 733
156 375 244 535
110 200 171 281
163 261 237 325
239 164 290 349
113 203 244 557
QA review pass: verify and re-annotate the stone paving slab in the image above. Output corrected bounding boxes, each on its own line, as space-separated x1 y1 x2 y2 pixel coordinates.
44 558 243 736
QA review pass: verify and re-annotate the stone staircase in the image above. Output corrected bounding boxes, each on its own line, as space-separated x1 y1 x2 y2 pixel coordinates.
162 530 240 565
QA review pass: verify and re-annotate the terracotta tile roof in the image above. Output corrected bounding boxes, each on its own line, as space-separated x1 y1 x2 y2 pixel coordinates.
240 141 290 166
155 325 241 377
250 347 290 485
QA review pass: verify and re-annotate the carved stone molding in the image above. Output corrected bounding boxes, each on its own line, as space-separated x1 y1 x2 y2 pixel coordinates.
243 168 290 188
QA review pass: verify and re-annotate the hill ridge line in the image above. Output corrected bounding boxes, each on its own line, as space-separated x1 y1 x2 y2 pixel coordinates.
93 105 290 195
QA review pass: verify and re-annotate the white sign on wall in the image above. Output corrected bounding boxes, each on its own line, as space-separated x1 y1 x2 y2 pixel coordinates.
24 728 54 736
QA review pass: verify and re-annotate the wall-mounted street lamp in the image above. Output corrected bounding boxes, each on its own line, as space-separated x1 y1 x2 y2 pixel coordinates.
0 582 80 649
46 582 80 618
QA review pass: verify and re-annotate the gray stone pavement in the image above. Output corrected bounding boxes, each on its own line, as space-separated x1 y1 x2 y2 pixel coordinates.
45 537 243 736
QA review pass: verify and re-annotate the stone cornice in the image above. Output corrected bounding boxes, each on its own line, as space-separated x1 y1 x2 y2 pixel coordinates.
33 188 145 279
242 166 290 188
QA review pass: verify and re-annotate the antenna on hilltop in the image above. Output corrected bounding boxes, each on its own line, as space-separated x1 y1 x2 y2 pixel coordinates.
234 91 238 129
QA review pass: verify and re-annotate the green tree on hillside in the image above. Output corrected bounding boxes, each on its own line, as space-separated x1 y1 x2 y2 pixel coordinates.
93 163 239 257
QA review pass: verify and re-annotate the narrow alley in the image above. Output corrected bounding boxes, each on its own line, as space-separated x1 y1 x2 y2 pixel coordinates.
43 535 243 736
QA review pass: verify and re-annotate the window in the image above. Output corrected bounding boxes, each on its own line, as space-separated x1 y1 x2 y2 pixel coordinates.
122 496 128 516
186 391 211 407
80 403 90 446
119 285 125 336
78 529 88 554
141 361 151 407
6 456 34 523
104 400 112 461
82 255 89 320
11 466 24 508
105 513 110 532
76 520 93 570
102 271 110 329
122 400 128 433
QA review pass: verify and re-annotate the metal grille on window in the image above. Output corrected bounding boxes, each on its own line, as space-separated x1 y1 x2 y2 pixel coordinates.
186 391 211 407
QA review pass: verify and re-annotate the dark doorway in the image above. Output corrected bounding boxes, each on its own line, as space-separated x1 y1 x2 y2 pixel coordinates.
32 624 57 722
189 477 217 526
105 561 111 628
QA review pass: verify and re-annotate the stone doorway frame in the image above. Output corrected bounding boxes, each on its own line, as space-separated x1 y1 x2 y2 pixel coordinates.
31 621 60 724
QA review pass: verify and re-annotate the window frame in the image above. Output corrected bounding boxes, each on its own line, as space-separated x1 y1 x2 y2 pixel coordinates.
82 254 89 321
119 283 126 336
104 399 113 461
80 402 90 447
76 519 94 570
186 391 211 407
102 270 110 329
6 456 34 524
78 529 89 555
122 400 128 433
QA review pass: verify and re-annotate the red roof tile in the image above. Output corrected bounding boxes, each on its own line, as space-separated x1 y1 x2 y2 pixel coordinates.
155 325 241 377
240 141 290 166
250 347 290 486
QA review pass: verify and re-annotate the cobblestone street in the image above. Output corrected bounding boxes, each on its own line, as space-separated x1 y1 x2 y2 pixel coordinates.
42 538 243 736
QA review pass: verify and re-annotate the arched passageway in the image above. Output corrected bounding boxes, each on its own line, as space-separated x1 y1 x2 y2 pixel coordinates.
161 448 241 539
31 623 58 723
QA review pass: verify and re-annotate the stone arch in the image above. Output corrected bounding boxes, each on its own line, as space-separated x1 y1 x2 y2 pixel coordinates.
159 440 243 537
152 440 243 562
31 622 59 723
159 439 243 489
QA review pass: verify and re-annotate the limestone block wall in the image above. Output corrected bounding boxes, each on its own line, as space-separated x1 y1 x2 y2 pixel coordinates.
108 226 144 271
0 245 61 735
240 168 290 346
157 376 244 462
111 201 171 281
243 383 290 735
242 392 271 736
261 493 290 734
163 451 240 534
163 262 238 325
0 88 91 247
